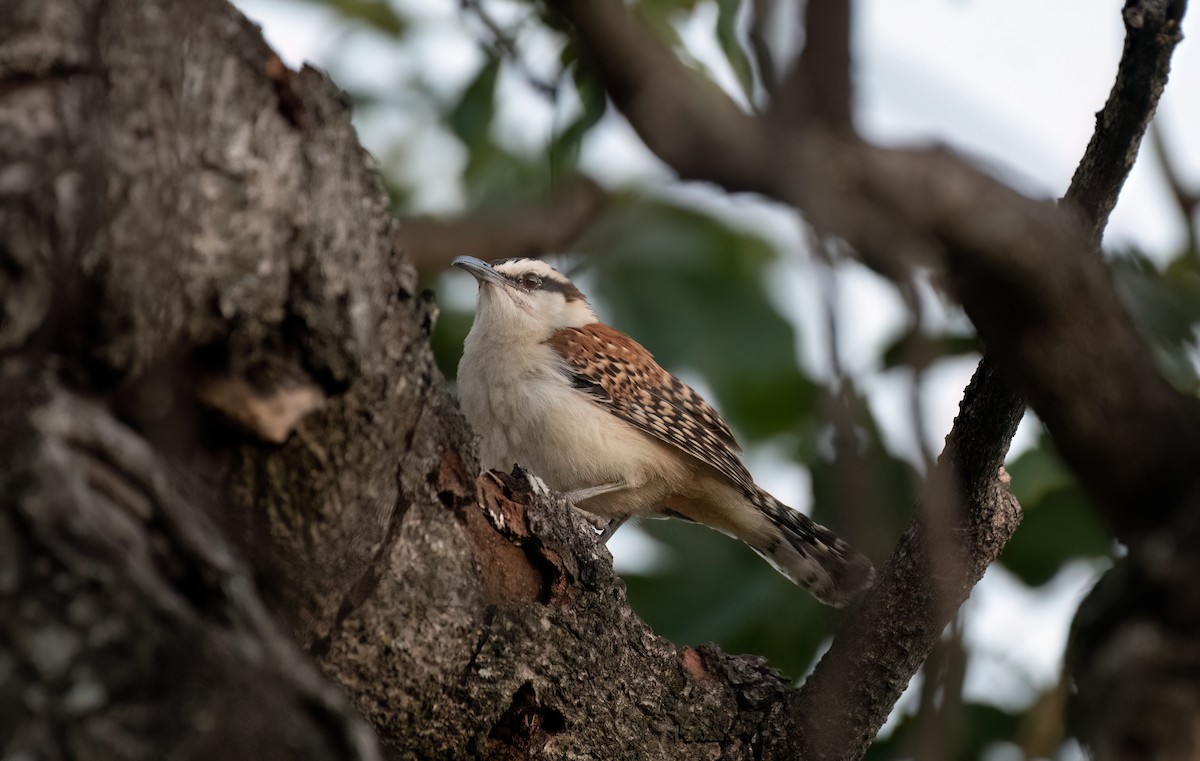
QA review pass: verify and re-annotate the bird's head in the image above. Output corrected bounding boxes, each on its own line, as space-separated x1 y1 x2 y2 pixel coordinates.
453 256 597 339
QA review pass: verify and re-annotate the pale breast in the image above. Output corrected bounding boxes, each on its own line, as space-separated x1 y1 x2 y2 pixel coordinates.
458 338 684 504
457 337 531 472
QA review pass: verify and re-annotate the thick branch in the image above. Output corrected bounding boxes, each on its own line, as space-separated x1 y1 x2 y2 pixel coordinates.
547 0 1196 535
0 2 825 758
782 357 1024 759
549 0 777 193
856 142 1200 536
397 176 607 271
546 0 1193 757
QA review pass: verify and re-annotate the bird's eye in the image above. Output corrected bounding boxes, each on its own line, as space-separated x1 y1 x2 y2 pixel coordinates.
521 274 543 289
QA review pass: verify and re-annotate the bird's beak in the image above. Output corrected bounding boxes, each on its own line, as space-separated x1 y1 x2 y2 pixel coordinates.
452 256 507 288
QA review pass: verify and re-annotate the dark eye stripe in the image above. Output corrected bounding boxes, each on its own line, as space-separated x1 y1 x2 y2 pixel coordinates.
539 277 586 302
500 269 586 303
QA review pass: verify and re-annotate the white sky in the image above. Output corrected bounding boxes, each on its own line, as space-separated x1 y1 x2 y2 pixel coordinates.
234 0 1196 751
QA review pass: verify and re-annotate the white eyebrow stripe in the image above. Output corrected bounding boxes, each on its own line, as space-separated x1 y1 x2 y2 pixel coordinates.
491 259 586 301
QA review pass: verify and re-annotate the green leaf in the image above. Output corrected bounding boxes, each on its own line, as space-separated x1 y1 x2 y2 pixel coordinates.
1004 436 1072 506
880 329 982 371
1000 485 1111 586
1111 252 1196 345
1001 438 1112 586
449 56 501 150
460 143 555 206
1110 250 1200 392
300 0 407 37
445 57 562 206
866 701 1022 761
623 519 831 678
582 195 819 440
715 0 755 100
548 66 608 179
428 306 475 381
807 383 920 550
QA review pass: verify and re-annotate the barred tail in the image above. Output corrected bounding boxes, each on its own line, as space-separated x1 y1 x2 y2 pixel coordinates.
748 488 875 607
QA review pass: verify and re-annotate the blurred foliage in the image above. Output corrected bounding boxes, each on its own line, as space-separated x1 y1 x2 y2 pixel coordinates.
808 382 919 558
449 54 560 206
714 0 754 98
880 328 982 372
581 195 820 439
1000 435 1111 587
1110 248 1200 394
868 701 1025 761
295 0 407 36
625 519 830 678
255 0 1200 757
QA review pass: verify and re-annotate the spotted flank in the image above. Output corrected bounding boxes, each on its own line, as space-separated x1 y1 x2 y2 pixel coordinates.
545 324 756 493
749 488 875 607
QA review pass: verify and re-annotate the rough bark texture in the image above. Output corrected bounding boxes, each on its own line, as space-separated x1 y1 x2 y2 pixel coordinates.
546 0 1194 757
0 1 788 758
782 355 1025 759
1 0 1195 759
0 373 382 761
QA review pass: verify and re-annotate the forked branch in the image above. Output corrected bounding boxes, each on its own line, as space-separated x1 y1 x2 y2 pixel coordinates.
543 0 1193 757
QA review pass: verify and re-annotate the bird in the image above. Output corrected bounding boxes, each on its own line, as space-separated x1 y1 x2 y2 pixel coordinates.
452 255 875 606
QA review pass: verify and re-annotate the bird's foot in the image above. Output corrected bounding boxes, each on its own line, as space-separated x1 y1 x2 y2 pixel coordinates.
568 507 627 544
597 516 628 543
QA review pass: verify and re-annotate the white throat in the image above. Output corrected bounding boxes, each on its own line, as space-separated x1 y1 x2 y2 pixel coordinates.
468 281 597 346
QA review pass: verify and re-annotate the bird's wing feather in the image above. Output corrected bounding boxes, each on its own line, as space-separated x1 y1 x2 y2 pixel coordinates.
545 324 755 493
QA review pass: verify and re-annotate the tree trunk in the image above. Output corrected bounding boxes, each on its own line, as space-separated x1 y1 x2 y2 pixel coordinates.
0 1 790 758
3 0 1195 759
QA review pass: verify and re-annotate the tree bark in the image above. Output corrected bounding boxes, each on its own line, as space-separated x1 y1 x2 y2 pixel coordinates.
0 1 788 758
1 0 1194 759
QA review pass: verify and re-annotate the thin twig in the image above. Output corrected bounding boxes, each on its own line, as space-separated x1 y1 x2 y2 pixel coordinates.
748 0 779 100
461 0 558 97
1149 121 1200 256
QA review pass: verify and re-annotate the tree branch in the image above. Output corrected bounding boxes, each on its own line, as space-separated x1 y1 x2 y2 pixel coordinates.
6 0 1194 758
396 176 607 271
545 0 1193 757
1067 0 1189 245
770 0 854 133
547 0 777 194
545 0 1196 526
783 357 1025 759
1149 122 1200 255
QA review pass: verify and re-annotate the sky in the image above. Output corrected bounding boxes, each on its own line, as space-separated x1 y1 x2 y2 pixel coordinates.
233 0 1198 753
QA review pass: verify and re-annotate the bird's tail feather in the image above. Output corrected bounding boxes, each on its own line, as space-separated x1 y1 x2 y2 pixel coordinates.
747 488 875 607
